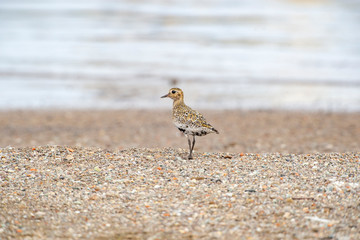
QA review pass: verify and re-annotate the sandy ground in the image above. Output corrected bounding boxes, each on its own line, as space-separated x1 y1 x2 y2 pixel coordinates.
0 110 359 239
1 110 359 153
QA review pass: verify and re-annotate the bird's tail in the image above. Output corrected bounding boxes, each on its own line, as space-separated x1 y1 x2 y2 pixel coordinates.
212 128 219 134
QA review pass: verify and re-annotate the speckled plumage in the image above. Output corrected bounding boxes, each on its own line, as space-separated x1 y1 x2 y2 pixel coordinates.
172 102 218 136
161 88 219 159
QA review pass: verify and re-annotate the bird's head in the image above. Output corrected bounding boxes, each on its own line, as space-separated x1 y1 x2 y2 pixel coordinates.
161 88 184 101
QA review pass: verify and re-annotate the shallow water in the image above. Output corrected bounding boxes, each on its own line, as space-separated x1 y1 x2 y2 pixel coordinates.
0 0 360 111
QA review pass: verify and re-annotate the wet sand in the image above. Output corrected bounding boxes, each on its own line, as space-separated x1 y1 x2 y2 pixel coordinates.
0 110 359 239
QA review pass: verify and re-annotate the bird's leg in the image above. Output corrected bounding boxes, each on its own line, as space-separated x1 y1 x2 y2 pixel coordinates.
191 135 196 153
187 134 193 160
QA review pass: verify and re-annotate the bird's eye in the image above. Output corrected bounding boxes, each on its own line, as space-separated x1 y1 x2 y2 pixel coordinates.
171 90 176 94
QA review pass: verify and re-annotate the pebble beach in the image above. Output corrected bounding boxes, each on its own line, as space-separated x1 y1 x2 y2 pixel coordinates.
1 110 360 239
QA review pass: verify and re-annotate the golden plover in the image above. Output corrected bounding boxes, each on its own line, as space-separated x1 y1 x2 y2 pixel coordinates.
161 88 219 159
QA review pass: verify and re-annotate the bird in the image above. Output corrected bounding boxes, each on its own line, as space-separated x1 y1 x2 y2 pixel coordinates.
161 88 219 159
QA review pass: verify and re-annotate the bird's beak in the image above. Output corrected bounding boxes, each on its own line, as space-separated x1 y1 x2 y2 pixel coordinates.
161 93 168 98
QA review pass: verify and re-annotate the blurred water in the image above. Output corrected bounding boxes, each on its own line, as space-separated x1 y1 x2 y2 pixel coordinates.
0 0 360 111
